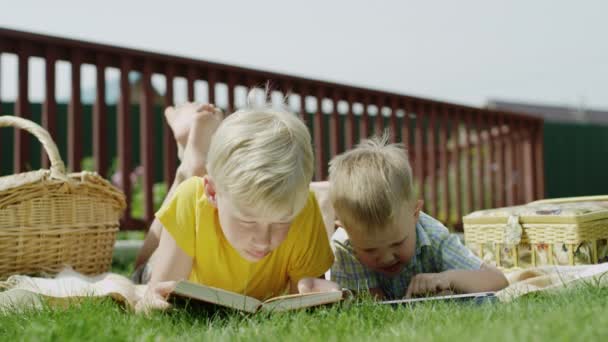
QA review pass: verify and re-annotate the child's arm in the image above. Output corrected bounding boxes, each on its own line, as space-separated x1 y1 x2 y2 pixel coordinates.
405 264 507 298
134 168 188 268
136 228 193 313
149 227 193 283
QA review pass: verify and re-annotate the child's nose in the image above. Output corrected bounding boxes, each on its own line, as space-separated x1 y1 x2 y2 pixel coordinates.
378 252 395 265
253 227 272 248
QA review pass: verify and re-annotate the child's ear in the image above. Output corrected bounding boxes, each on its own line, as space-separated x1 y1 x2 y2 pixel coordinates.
203 175 218 207
413 200 424 220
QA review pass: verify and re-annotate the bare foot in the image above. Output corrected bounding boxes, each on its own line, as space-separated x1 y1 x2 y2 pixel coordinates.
179 104 224 178
164 103 223 150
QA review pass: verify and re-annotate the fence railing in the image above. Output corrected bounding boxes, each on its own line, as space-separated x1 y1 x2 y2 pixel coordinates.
0 27 545 230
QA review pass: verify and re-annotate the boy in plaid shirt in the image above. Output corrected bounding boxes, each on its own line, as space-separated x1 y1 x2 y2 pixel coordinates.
328 136 507 299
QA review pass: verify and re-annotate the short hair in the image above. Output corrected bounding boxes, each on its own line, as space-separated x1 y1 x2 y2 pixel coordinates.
328 134 414 233
206 92 314 218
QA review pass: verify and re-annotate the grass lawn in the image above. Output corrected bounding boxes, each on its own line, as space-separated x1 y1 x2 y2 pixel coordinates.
1 266 607 341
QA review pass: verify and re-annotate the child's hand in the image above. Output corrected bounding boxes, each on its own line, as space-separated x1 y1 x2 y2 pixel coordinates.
297 277 341 294
405 273 452 298
135 281 177 314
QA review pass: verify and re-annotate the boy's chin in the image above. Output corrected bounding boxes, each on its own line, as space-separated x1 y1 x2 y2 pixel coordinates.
239 249 271 262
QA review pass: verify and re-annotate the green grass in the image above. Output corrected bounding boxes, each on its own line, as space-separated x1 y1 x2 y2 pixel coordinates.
1 284 607 341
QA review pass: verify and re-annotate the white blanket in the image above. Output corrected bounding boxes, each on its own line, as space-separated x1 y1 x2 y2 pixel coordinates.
2 263 608 312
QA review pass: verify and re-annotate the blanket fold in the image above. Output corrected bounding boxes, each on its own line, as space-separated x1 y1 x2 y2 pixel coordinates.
2 263 608 312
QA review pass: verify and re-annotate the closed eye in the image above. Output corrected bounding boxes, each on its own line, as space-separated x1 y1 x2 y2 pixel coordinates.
271 222 291 230
390 238 407 247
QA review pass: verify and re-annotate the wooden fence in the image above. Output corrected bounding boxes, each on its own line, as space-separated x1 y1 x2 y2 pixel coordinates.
0 27 545 230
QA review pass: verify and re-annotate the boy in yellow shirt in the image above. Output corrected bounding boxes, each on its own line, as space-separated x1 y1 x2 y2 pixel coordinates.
137 100 337 312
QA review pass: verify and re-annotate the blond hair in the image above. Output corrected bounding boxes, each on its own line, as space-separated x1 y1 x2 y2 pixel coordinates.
206 95 314 218
328 134 414 232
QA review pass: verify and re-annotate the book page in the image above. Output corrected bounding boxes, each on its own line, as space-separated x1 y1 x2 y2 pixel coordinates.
172 281 261 313
260 291 344 312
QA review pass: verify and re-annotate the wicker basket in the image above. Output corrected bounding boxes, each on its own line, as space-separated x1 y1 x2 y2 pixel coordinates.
0 116 126 280
463 198 608 270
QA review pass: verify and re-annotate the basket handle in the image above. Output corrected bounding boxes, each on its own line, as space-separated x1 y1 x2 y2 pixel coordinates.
0 115 67 179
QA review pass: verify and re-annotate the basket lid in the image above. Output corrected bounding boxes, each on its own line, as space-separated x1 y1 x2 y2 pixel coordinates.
463 201 608 225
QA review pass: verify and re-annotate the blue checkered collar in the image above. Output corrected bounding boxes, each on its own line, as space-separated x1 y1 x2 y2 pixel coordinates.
414 214 432 252
400 215 432 271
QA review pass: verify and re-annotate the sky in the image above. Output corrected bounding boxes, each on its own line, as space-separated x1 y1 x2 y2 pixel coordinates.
1 0 607 110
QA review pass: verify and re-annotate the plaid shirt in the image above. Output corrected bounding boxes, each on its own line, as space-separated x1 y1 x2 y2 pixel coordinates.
330 212 483 299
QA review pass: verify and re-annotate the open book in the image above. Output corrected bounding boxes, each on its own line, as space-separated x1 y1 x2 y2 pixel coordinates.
379 291 497 306
171 280 346 313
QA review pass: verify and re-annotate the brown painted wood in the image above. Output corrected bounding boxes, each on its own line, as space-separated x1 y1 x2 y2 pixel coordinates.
389 97 398 144
117 58 132 225
402 99 412 153
93 54 109 176
452 107 462 221
487 112 496 208
359 95 370 139
413 101 425 205
496 112 506 207
464 109 474 214
475 109 486 209
314 88 326 180
0 52 3 111
163 64 177 189
534 121 545 199
14 43 30 173
187 66 196 101
426 103 437 217
330 90 340 157
42 47 57 169
208 70 216 104
140 60 155 223
522 123 535 202
227 73 236 113
68 49 83 172
507 116 518 205
345 93 355 151
299 86 308 125
438 104 450 222
375 96 383 137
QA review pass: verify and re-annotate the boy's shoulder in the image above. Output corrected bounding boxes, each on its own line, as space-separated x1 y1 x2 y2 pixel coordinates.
416 212 454 245
300 190 321 215
416 213 472 258
291 191 325 231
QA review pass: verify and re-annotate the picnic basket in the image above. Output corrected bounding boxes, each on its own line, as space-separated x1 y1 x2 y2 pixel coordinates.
463 196 608 270
0 115 126 280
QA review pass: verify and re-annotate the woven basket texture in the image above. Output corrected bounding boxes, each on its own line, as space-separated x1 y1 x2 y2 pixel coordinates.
0 116 126 280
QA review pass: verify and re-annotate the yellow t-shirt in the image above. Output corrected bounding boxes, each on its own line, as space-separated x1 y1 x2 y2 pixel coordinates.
156 177 334 300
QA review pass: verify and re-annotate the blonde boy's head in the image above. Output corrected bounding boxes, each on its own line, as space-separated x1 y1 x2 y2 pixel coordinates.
328 134 415 234
206 101 314 219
